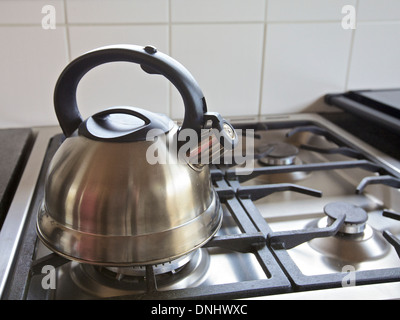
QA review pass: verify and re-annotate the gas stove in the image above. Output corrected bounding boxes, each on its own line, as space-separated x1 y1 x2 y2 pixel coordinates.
1 113 400 300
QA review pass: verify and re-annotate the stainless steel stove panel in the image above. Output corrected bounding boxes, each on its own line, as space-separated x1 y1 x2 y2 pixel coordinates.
1 114 400 299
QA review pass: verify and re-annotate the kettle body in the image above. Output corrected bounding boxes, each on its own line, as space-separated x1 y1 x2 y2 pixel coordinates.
36 45 237 266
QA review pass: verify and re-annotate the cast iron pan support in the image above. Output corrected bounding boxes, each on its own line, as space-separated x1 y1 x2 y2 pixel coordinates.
236 184 347 250
356 176 400 258
356 175 400 194
267 214 346 250
356 177 400 259
382 210 400 259
287 125 364 159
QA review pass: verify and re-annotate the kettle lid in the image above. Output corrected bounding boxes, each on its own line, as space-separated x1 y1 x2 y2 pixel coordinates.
77 106 174 142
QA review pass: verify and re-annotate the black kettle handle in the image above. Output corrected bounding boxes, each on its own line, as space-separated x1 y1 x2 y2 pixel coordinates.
54 45 207 137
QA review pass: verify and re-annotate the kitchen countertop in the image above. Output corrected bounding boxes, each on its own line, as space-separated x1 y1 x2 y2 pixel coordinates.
0 128 33 229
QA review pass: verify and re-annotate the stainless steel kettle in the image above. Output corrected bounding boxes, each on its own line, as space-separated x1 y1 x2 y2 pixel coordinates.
36 44 237 266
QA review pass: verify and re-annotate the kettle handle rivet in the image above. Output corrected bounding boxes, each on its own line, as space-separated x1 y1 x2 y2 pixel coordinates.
144 46 157 54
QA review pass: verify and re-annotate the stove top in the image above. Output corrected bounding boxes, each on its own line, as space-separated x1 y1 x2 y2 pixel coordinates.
1 113 400 300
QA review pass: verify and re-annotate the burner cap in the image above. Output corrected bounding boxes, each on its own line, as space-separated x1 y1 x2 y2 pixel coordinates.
258 142 299 166
324 202 368 234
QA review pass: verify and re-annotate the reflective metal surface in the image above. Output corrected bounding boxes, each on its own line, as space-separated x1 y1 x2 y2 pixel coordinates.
0 126 61 296
258 142 299 166
2 114 400 300
37 125 222 266
309 219 390 263
27 207 268 300
58 249 211 299
229 117 400 281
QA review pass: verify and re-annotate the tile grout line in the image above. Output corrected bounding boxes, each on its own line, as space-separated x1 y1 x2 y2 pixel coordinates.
257 0 269 117
1 19 399 28
344 0 359 90
63 0 71 62
168 0 173 118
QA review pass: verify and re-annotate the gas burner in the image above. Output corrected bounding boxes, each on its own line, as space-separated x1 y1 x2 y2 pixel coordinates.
307 202 390 264
106 251 196 278
257 142 299 166
254 142 310 183
63 249 210 299
325 202 368 235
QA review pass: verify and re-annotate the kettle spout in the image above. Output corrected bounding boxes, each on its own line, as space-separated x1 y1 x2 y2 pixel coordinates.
185 112 238 168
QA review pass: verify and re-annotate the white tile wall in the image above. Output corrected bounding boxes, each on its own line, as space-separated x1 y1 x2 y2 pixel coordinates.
0 26 68 128
170 0 265 23
171 23 264 119
358 0 400 21
267 0 357 22
0 0 399 129
66 0 168 24
0 0 65 24
261 23 352 114
68 25 169 119
347 22 400 90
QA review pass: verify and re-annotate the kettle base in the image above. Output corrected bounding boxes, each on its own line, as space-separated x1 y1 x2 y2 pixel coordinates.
36 192 223 267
